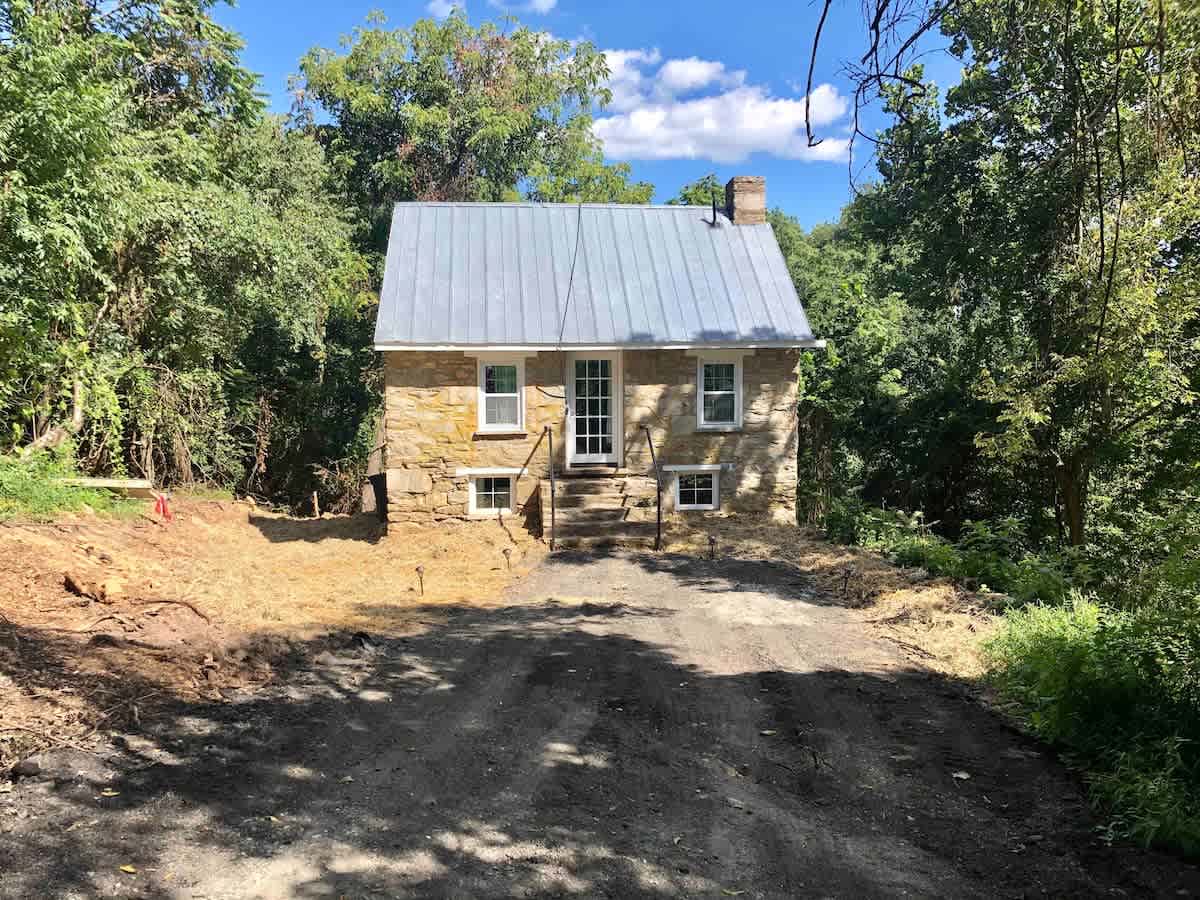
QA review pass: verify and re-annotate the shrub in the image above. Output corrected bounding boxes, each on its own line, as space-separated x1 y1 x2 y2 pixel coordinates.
824 504 1073 603
986 596 1200 855
824 496 870 545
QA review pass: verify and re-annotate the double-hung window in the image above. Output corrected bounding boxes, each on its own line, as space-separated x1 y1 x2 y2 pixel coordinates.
697 357 742 429
477 358 525 433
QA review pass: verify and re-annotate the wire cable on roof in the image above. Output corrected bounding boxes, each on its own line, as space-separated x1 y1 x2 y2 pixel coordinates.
555 200 584 347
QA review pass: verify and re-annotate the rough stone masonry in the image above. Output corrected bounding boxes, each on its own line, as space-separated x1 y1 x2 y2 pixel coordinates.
382 348 799 525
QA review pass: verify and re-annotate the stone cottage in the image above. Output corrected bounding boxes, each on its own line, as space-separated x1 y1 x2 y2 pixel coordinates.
374 177 822 547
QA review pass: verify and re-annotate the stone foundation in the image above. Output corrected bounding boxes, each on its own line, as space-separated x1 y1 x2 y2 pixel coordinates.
382 349 799 524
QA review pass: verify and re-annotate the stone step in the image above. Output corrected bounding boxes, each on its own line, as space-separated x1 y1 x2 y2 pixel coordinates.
553 534 658 551
564 521 659 539
557 466 627 479
552 506 630 524
552 493 627 509
554 479 626 496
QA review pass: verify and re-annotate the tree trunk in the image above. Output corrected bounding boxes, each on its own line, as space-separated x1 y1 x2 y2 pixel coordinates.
1055 455 1088 546
20 379 85 459
796 403 833 528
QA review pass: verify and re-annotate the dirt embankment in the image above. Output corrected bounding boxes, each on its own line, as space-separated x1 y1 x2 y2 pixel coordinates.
663 515 996 678
0 497 545 772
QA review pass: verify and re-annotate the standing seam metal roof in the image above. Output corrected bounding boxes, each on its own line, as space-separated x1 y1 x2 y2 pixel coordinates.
374 202 816 347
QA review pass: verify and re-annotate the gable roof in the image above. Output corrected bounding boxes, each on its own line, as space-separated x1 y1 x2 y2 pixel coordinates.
373 202 818 350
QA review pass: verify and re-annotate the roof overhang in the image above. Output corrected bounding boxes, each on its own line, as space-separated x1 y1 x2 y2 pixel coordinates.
374 340 826 352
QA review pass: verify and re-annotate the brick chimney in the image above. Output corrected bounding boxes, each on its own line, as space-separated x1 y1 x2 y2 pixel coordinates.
725 176 766 225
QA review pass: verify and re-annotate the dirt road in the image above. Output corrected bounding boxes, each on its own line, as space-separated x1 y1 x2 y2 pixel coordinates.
2 550 1196 898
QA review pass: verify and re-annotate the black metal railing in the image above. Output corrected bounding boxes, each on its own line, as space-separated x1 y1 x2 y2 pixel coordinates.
642 425 662 551
515 425 554 550
548 427 556 551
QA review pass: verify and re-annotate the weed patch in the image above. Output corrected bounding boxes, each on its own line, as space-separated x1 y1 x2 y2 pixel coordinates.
0 452 137 521
986 598 1200 855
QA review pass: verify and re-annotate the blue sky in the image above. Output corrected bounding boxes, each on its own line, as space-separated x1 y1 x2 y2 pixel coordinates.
213 0 961 228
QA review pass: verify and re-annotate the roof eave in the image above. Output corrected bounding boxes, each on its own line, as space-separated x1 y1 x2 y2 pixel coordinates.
374 339 826 352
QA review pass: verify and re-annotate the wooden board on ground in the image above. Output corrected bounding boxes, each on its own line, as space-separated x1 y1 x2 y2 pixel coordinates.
58 478 156 498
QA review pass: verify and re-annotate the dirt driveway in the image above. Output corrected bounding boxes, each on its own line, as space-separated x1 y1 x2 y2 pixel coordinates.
2 549 1197 898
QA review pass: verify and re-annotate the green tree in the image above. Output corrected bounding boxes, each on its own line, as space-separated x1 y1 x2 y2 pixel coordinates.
295 11 632 249
669 174 722 207
1 0 374 508
847 1 1200 545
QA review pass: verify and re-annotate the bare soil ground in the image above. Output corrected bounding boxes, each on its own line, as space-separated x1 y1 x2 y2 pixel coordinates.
1 505 1197 898
0 497 544 771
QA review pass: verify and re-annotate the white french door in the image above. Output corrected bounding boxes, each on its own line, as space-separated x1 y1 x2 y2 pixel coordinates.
566 352 621 466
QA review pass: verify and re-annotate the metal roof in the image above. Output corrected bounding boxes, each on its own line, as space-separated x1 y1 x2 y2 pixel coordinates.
374 202 817 349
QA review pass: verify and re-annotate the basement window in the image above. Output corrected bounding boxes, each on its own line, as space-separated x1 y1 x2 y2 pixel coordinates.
477 357 525 433
696 358 742 429
470 476 514 515
675 471 719 511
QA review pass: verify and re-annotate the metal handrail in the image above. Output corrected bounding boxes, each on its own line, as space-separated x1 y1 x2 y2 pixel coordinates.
642 425 662 551
515 425 554 550
548 427 556 551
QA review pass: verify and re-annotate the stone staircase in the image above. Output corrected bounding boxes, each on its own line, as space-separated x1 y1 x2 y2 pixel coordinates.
541 467 659 550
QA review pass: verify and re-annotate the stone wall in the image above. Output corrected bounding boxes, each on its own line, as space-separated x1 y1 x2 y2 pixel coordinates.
382 351 566 523
623 349 799 515
383 348 799 524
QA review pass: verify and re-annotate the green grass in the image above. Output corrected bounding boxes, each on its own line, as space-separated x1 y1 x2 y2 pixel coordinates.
985 597 1200 856
0 452 141 521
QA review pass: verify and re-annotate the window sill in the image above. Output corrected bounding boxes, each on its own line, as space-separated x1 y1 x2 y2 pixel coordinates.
468 509 514 518
474 429 527 438
695 424 742 433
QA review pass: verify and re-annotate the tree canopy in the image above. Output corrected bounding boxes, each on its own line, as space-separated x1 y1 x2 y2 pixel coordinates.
295 12 651 250
0 3 654 507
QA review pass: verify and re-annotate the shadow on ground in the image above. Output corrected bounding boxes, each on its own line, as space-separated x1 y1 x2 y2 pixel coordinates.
249 512 385 545
546 548 862 608
2 598 1197 898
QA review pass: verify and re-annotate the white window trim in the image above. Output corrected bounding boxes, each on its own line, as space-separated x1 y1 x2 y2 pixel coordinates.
468 475 515 517
473 354 527 435
692 351 749 431
674 469 720 511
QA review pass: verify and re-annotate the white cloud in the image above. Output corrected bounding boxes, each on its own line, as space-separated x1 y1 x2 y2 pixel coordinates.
593 50 850 164
487 0 557 13
594 83 850 164
426 0 457 17
657 57 744 95
600 48 663 113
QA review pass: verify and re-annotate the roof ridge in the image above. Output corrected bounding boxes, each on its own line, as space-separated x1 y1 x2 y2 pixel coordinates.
392 201 723 211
